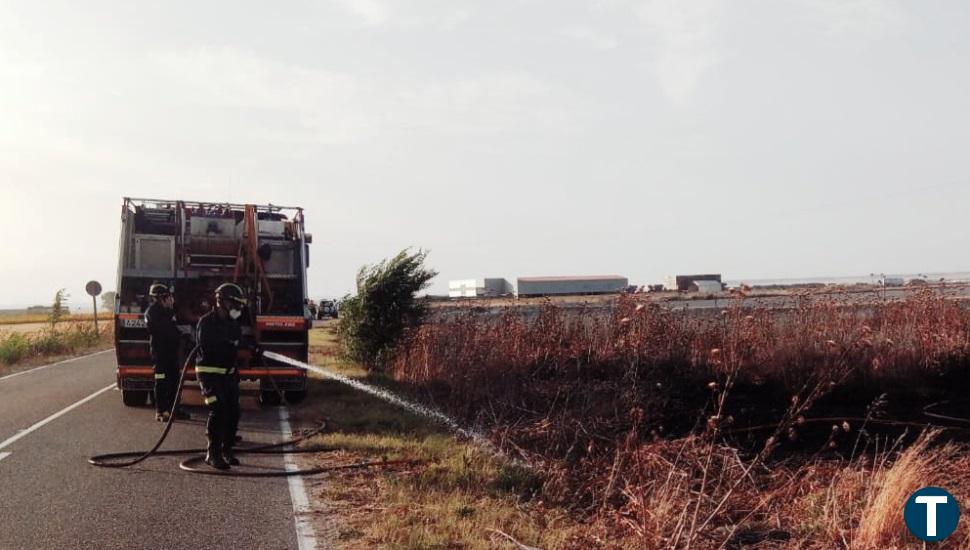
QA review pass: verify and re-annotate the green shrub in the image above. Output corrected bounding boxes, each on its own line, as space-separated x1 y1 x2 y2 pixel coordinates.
0 333 30 364
338 249 437 370
31 331 68 355
62 323 101 348
47 288 69 331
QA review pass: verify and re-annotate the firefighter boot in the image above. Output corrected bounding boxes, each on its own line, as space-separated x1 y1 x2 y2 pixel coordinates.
205 443 230 470
223 445 240 466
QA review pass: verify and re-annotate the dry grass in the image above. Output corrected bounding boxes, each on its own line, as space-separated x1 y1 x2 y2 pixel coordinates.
0 323 112 369
783 430 970 549
294 322 623 549
385 289 970 548
0 312 113 325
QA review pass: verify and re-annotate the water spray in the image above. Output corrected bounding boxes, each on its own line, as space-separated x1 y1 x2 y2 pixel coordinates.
262 351 526 467
89 350 530 475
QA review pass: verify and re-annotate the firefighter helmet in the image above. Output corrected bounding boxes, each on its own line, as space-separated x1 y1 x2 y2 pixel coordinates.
214 283 248 306
149 283 171 297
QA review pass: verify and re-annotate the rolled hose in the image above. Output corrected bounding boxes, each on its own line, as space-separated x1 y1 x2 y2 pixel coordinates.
89 345 399 476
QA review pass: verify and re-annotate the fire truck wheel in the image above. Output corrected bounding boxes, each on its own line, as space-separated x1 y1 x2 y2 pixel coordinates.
122 390 149 407
259 390 282 407
285 391 307 404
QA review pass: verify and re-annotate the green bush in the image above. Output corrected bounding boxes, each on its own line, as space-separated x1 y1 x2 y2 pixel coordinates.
338 249 437 370
62 323 101 348
0 289 102 366
31 331 68 355
0 333 30 364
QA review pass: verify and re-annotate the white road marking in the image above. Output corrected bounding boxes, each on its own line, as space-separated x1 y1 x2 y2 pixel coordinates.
0 349 114 383
0 383 115 452
0 452 10 462
279 407 319 550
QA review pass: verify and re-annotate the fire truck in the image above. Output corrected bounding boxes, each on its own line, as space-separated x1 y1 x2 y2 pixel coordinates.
113 197 312 406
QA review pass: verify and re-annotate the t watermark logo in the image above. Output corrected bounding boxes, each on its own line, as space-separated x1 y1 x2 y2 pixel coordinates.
904 487 960 542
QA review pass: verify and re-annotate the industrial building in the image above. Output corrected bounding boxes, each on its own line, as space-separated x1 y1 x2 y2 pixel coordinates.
517 275 629 297
448 278 514 298
668 274 722 291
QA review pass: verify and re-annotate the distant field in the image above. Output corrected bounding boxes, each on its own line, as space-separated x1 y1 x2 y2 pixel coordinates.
0 312 114 326
428 280 970 312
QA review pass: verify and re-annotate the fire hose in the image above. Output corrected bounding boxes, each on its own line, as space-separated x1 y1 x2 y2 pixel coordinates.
727 402 970 436
89 347 970 473
88 346 399 476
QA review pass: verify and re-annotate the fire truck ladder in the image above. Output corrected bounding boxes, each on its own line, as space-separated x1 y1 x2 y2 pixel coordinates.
233 204 274 314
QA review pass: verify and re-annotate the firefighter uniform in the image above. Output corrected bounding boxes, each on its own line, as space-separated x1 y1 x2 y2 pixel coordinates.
145 296 180 417
195 307 242 467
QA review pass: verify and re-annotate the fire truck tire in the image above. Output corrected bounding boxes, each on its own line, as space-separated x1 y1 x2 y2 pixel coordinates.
259 390 282 406
285 390 307 404
122 390 149 407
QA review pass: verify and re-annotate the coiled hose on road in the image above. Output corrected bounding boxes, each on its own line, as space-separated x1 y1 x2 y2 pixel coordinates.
88 346 398 477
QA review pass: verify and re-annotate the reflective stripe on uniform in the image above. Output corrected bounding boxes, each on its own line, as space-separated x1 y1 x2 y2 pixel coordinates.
204 395 218 405
195 366 228 375
154 373 166 380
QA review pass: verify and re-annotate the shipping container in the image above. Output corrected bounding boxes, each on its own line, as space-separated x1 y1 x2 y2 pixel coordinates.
484 278 514 296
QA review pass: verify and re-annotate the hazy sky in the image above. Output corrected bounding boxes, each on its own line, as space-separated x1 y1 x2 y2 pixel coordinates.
2 0 968 309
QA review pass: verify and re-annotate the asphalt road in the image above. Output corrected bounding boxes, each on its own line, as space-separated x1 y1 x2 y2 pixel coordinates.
0 350 317 550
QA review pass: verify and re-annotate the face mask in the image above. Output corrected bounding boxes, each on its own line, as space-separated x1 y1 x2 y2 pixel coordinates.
229 309 242 320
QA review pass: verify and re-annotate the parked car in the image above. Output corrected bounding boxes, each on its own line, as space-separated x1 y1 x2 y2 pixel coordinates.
317 299 338 319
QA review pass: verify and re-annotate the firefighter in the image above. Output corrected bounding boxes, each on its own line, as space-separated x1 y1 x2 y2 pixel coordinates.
195 283 247 470
145 284 190 422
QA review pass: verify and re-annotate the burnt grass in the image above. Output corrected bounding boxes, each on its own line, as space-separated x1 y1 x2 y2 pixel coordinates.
386 289 970 544
374 288 970 548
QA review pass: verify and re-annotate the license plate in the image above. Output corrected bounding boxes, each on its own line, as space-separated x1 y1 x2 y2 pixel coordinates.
122 318 147 328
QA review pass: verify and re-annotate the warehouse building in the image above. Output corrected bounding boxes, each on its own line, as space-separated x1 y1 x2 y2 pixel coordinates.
517 275 629 297
448 278 514 298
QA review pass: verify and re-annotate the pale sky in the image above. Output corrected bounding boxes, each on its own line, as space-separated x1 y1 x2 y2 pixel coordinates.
2 0 968 309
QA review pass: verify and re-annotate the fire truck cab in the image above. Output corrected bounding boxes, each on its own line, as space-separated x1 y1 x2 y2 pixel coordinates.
114 197 312 406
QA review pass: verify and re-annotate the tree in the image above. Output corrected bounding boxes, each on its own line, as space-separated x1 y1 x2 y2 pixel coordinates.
101 291 117 311
48 289 70 331
338 249 437 370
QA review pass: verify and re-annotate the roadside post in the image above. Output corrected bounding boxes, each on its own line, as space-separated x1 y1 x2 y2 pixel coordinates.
86 280 102 332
